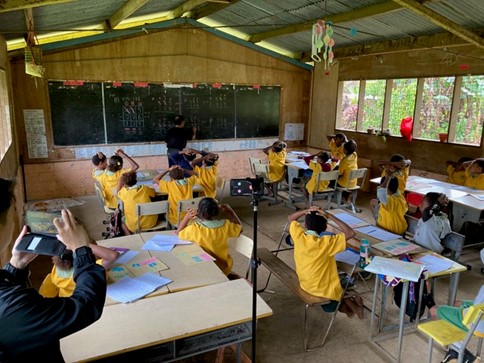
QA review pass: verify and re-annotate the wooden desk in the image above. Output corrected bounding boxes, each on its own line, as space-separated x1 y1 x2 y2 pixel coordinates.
137 179 204 195
370 175 484 231
60 279 273 362
98 232 227 304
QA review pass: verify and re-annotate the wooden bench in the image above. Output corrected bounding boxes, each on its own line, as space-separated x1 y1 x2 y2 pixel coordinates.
257 247 334 351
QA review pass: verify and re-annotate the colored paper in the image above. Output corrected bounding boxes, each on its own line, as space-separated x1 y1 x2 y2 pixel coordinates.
107 265 133 282
173 244 215 266
372 240 421 256
126 256 168 276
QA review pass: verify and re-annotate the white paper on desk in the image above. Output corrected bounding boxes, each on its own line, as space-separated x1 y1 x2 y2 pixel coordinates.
107 276 156 303
469 193 484 201
288 160 310 170
142 240 175 252
415 255 454 274
355 226 401 242
335 248 360 265
146 234 192 246
364 256 424 282
114 250 139 264
332 212 369 228
289 151 309 156
134 272 172 289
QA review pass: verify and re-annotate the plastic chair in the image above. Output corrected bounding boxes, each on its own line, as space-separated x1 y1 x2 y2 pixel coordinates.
215 176 226 204
335 167 368 213
136 200 170 233
228 234 254 279
417 303 484 363
249 157 263 175
308 170 340 209
175 197 205 228
94 181 116 215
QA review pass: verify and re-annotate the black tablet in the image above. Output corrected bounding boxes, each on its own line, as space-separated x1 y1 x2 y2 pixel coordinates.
16 233 66 257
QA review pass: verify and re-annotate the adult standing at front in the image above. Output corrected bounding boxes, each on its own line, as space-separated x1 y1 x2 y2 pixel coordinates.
165 115 196 166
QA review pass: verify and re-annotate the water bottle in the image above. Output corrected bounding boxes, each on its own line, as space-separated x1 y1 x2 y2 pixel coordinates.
359 239 370 268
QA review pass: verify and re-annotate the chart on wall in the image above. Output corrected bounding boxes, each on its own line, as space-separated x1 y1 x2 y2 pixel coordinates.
48 81 280 146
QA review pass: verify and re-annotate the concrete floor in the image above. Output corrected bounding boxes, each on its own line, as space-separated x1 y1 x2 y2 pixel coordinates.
28 189 484 363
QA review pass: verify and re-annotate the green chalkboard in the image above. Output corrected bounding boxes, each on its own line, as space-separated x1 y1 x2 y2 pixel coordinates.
48 81 280 145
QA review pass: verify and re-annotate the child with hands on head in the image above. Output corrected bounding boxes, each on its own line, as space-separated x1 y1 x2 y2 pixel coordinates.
379 154 411 195
262 140 287 183
326 133 347 161
176 198 242 276
153 165 198 227
91 151 107 180
190 152 219 198
97 149 139 209
446 157 473 186
463 158 484 190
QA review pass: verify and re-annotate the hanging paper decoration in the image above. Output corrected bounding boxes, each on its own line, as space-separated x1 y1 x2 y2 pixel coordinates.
311 20 335 69
350 27 358 37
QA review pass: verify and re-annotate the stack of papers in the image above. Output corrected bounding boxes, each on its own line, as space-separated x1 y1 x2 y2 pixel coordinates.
364 256 424 282
415 254 454 274
330 211 369 228
142 234 192 252
372 240 421 256
335 248 360 265
354 226 401 242
107 272 172 303
469 193 484 201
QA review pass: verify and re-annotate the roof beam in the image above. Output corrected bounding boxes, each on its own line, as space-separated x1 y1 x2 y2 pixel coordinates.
186 0 241 20
298 28 484 61
248 1 403 43
106 0 150 29
24 8 36 46
392 0 484 50
0 0 73 13
169 0 210 19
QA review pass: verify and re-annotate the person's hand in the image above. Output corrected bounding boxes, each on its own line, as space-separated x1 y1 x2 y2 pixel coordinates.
185 208 198 220
97 151 105 159
219 204 231 213
169 165 179 171
9 226 38 270
54 209 90 252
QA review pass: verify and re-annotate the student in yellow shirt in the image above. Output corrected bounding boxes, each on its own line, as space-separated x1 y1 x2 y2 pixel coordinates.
379 154 411 195
326 133 347 161
191 153 219 198
336 140 358 206
371 175 408 235
462 159 484 190
177 198 242 276
117 171 157 234
287 206 363 319
153 165 198 226
446 157 473 186
91 151 107 180
304 151 335 205
263 140 287 182
39 243 119 298
97 149 139 209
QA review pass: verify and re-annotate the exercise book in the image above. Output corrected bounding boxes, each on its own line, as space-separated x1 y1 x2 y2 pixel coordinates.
372 240 422 256
364 256 424 282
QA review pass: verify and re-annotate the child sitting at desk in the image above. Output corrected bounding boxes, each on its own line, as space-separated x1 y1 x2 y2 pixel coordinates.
176 198 242 276
287 206 364 319
412 192 451 254
153 165 198 227
370 175 408 235
97 149 139 209
191 152 219 199
326 133 347 161
463 159 484 190
91 151 107 180
116 171 157 235
169 148 207 173
263 140 287 182
304 151 336 205
39 243 119 298
446 157 473 186
336 140 358 203
379 154 411 195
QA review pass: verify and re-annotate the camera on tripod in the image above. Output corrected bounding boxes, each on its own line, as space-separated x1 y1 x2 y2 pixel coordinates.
230 177 264 197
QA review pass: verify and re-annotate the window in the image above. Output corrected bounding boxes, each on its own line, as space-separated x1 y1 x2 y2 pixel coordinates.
336 74 483 146
0 69 12 160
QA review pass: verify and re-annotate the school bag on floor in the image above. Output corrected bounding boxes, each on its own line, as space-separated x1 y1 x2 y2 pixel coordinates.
103 208 124 239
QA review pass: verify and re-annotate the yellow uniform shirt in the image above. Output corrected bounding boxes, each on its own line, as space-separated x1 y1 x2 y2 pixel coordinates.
381 166 409 195
337 152 358 188
178 220 242 275
267 150 286 182
92 168 104 180
97 168 132 209
159 176 197 226
377 193 408 235
465 167 484 190
290 221 346 300
39 260 103 297
305 161 333 194
194 163 217 198
447 165 467 186
329 139 345 161
118 185 157 233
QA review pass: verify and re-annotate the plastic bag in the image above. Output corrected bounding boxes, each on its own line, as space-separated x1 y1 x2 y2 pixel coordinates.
400 116 413 142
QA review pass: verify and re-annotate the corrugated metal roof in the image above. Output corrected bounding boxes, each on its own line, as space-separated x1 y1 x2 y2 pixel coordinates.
0 0 481 62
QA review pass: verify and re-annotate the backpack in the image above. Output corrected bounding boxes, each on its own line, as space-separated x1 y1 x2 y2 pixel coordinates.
393 278 431 322
104 208 124 239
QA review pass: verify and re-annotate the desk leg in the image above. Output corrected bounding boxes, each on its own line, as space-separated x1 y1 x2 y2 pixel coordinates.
451 203 481 231
379 283 388 332
370 277 380 338
396 282 409 363
448 272 460 306
236 343 241 363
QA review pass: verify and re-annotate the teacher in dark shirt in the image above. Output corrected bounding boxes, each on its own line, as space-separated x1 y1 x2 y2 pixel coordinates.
165 115 196 166
0 179 106 362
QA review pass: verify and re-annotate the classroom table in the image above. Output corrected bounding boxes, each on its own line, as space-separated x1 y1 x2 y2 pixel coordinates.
370 175 484 231
277 151 311 209
60 279 273 362
98 231 228 305
137 178 204 195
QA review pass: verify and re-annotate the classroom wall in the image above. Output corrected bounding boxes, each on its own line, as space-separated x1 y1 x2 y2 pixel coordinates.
10 27 311 200
310 45 484 180
0 35 23 264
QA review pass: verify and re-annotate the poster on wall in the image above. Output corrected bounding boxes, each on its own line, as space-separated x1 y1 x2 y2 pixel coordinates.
284 123 304 141
23 109 48 158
